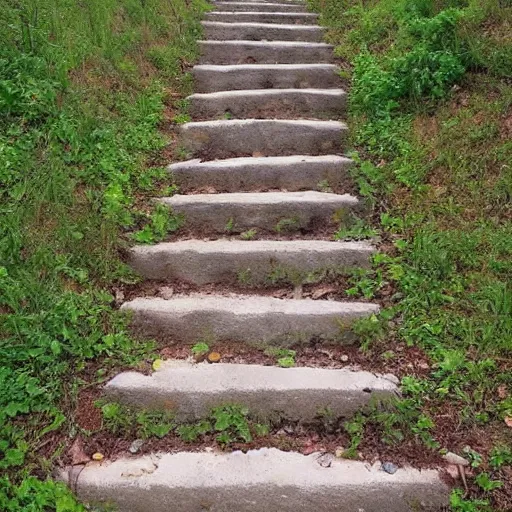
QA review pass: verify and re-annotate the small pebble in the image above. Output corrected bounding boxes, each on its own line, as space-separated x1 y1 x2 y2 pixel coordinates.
129 439 144 454
335 447 345 458
381 462 398 474
340 355 349 362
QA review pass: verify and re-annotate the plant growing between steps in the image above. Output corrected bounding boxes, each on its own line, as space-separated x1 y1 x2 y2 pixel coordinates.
264 347 296 368
132 204 184 244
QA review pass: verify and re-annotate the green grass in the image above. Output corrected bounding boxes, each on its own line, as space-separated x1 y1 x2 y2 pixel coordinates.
0 0 208 508
309 0 511 510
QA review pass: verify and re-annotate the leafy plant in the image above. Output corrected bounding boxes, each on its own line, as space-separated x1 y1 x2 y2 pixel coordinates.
191 342 210 357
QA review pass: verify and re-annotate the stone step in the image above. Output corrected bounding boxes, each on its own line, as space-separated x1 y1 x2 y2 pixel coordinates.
122 295 379 345
193 64 340 92
104 361 399 421
61 449 450 512
158 191 359 233
180 119 347 159
128 240 374 285
201 21 324 42
206 11 318 24
199 40 334 65
169 155 354 192
67 449 450 512
214 2 308 12
188 88 346 119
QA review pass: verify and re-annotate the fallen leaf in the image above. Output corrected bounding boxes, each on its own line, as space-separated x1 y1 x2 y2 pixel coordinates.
92 452 104 461
497 385 507 399
152 359 163 371
69 437 90 465
311 286 337 299
208 352 221 363
505 417 512 428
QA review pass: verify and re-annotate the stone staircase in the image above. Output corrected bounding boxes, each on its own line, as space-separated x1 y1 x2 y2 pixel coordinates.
61 0 451 509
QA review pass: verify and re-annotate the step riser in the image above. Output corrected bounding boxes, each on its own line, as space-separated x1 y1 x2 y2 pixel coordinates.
206 12 318 24
128 241 374 285
214 2 308 12
193 64 341 92
122 297 379 346
202 22 324 42
180 120 347 159
62 450 450 512
158 192 359 233
199 41 334 65
188 89 346 120
105 363 398 421
169 156 354 193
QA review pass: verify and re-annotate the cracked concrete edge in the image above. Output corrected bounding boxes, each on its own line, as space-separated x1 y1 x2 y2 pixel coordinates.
59 449 451 512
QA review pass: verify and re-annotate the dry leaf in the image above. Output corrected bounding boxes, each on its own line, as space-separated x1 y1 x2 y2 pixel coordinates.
311 286 337 299
92 452 104 461
152 359 163 371
208 352 221 363
505 416 512 428
69 436 90 465
497 385 507 399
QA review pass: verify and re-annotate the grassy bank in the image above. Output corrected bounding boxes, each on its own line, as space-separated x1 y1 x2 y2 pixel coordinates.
0 0 208 508
309 0 511 509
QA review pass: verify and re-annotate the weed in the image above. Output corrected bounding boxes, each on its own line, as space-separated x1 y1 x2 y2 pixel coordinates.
177 405 269 446
99 402 175 439
317 179 333 193
191 342 209 357
225 217 234 233
274 217 301 233
132 204 183 244
240 229 257 240
264 347 296 368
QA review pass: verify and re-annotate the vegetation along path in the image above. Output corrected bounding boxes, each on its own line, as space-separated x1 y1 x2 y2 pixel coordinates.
59 0 451 510
2 0 511 511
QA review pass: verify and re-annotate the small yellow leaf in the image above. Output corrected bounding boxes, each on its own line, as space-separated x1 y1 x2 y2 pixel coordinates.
92 452 104 461
152 359 163 371
208 352 221 363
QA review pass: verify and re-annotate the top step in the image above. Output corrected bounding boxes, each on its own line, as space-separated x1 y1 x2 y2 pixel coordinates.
214 2 309 12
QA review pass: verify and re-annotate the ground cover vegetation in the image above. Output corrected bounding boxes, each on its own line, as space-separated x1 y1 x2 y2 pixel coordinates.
0 0 208 508
309 0 511 509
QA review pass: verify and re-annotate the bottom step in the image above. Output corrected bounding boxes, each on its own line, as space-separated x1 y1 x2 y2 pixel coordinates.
62 449 450 512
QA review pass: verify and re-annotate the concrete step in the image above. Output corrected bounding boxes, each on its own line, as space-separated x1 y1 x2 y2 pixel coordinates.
104 360 399 421
169 155 354 192
199 40 334 65
193 64 340 92
206 11 318 24
201 21 324 42
158 191 359 233
122 295 379 345
180 119 347 159
188 88 346 119
61 449 450 512
127 240 374 285
214 2 308 12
